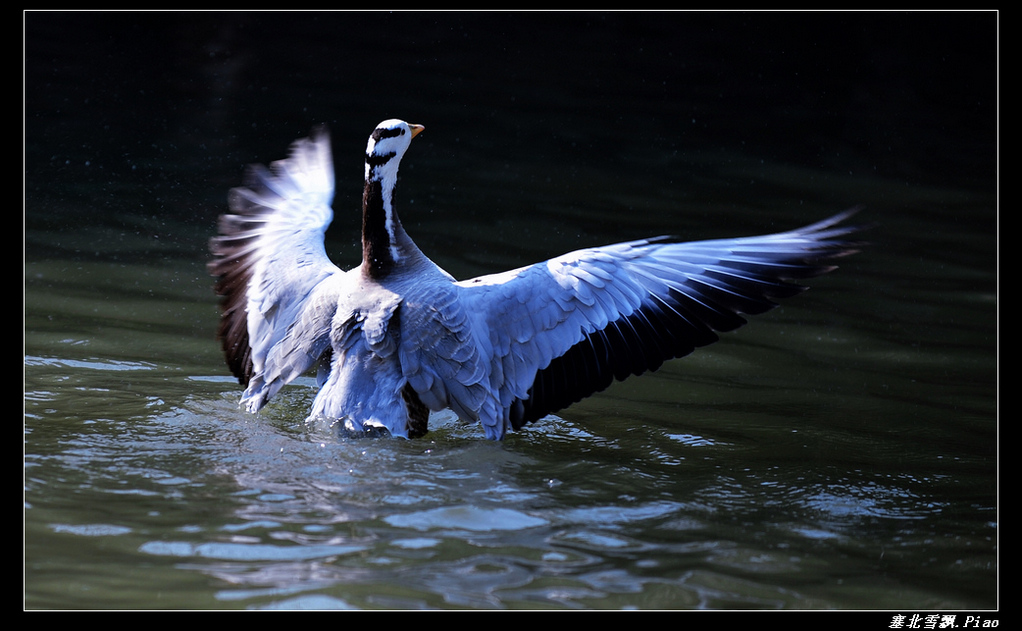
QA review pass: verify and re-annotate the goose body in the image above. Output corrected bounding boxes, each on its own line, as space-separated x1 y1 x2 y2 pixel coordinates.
209 119 860 440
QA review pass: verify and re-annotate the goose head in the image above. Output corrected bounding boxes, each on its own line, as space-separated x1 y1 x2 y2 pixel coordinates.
364 118 424 183
361 119 424 278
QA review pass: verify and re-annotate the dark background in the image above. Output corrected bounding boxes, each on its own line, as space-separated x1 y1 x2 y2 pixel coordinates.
26 11 996 241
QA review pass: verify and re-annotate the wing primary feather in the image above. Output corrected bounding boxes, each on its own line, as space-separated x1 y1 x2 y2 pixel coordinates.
493 209 865 428
209 128 339 394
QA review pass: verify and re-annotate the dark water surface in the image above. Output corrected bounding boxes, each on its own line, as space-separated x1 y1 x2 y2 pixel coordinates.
25 12 997 611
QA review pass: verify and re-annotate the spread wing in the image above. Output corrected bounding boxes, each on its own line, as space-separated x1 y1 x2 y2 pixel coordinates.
208 127 344 410
457 209 862 433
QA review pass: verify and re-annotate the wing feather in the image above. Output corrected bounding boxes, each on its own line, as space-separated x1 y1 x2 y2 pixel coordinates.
208 127 343 410
457 209 862 430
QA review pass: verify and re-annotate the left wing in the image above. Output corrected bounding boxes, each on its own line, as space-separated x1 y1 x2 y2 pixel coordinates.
208 127 342 408
456 209 862 435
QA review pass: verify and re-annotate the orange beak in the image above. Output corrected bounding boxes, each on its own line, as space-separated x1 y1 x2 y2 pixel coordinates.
409 124 425 138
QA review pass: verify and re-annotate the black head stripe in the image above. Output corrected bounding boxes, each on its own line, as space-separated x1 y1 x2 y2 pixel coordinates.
371 126 405 142
366 150 396 170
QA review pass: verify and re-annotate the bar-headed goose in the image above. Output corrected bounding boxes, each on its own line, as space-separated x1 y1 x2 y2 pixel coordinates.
209 119 860 440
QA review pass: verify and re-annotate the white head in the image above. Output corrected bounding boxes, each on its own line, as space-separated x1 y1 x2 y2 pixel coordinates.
364 118 424 184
